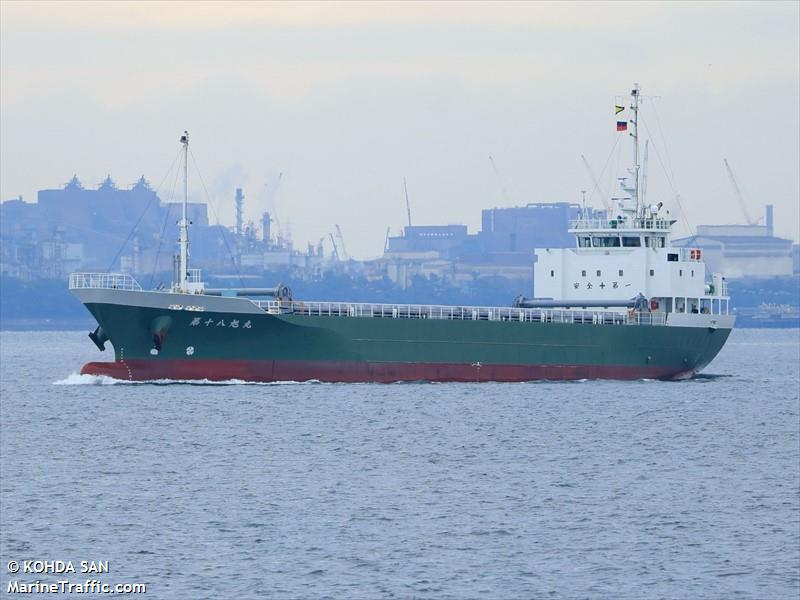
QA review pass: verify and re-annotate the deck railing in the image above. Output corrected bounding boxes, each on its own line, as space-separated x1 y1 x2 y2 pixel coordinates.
253 300 666 326
570 217 672 231
69 272 143 291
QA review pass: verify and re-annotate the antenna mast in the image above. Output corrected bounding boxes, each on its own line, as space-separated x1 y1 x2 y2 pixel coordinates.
630 83 641 215
641 139 649 206
179 130 189 292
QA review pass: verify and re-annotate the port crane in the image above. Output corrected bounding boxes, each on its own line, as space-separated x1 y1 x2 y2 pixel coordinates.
723 158 756 225
328 233 340 262
488 155 511 205
403 177 412 227
265 172 284 243
334 224 349 261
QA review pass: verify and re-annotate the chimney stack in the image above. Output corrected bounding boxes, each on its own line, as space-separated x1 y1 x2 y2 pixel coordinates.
235 188 244 236
766 204 774 236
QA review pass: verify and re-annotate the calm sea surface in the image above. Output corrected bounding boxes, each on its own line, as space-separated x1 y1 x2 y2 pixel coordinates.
1 329 798 599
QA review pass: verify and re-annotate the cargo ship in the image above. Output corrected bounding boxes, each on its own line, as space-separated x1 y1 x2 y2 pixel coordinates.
70 85 735 382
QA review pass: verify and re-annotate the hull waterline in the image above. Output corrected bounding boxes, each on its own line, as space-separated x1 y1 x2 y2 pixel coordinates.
80 358 695 383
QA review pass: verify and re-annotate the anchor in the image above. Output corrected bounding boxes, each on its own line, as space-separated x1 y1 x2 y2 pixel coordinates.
88 326 108 351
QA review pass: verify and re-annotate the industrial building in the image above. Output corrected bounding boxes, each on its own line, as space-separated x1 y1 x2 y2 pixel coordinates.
0 177 322 281
673 205 795 278
3 177 796 295
382 202 599 288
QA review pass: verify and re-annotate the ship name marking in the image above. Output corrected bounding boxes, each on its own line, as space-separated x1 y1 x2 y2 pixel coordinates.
574 281 619 290
190 317 252 329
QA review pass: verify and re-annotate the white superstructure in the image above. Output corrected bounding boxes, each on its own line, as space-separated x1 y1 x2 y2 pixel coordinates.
534 84 732 326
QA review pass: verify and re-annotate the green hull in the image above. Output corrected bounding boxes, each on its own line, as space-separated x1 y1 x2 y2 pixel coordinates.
79 300 732 382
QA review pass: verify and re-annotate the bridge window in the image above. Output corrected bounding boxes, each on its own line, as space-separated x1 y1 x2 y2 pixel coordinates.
578 237 591 248
592 236 621 247
622 237 641 247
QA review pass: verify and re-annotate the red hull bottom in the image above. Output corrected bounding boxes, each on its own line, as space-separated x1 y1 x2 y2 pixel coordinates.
81 359 692 382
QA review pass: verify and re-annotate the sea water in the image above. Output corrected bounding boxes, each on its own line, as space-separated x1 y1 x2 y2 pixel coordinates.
1 329 798 598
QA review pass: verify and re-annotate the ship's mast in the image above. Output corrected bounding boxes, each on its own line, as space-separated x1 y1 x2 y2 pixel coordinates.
179 131 189 292
630 83 641 216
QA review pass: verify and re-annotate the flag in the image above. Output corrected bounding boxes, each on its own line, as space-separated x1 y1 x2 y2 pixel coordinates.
615 105 625 114
616 121 628 131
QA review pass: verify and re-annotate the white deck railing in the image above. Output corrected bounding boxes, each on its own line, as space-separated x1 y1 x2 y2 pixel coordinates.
253 300 666 326
570 217 672 231
69 272 143 291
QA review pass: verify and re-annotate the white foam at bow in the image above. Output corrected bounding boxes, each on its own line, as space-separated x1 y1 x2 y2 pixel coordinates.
53 373 323 386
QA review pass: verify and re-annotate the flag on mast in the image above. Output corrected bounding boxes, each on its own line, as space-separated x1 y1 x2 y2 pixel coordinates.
615 105 625 114
616 121 628 131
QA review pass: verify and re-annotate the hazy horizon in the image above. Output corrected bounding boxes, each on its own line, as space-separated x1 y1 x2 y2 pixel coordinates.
2 1 798 258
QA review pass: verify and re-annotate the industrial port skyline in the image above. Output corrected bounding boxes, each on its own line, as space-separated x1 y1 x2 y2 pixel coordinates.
2 2 798 258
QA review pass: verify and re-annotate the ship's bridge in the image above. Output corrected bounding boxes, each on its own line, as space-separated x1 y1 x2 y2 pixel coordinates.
569 216 674 232
568 214 677 251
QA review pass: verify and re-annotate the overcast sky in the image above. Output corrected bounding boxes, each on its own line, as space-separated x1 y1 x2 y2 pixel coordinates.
2 1 798 258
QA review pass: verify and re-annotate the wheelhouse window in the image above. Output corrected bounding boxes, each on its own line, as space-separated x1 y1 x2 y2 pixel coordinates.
578 237 591 248
622 237 641 247
592 236 621 247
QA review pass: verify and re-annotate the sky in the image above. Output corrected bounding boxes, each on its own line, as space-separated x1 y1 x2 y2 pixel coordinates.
1 0 798 258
